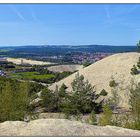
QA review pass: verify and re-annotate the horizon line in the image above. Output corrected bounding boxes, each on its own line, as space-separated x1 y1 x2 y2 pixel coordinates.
0 44 137 47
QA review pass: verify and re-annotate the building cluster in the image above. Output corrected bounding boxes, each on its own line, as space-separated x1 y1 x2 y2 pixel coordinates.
0 70 6 76
72 52 113 64
35 52 113 64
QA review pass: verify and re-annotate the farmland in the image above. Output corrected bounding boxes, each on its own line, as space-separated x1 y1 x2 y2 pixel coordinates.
10 71 55 81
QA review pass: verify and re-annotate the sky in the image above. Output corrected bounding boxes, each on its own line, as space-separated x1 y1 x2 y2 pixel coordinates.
0 4 140 46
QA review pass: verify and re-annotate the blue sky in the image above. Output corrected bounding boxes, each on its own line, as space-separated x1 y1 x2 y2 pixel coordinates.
0 4 140 46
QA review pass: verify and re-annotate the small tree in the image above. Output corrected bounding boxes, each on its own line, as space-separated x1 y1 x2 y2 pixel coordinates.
58 83 67 97
99 104 112 126
62 73 105 117
109 78 120 110
109 78 118 88
71 73 101 113
129 82 140 130
87 110 97 125
99 89 108 96
41 84 67 113
41 88 59 112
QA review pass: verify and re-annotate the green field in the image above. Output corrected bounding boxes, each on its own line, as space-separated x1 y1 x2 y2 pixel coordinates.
11 71 55 80
0 49 13 52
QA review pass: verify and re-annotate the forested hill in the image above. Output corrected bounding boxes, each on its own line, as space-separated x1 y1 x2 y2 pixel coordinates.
0 45 136 54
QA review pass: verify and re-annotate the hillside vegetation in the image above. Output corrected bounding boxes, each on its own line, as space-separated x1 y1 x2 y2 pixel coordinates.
49 52 140 108
0 77 44 122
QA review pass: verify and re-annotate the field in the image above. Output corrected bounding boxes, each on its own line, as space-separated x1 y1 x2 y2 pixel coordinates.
0 48 13 52
11 71 55 80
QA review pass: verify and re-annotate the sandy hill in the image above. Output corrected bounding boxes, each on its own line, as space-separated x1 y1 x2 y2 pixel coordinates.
6 57 54 65
49 52 140 108
48 64 83 72
0 119 140 136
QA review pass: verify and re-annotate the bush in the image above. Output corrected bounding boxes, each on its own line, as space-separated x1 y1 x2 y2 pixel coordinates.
109 79 118 87
41 88 59 112
41 84 67 112
99 89 108 96
99 104 112 126
0 79 30 122
130 65 139 75
62 96 81 119
83 61 92 67
129 82 140 130
86 111 97 125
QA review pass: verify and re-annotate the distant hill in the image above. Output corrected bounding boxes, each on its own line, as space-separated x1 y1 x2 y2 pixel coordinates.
0 45 137 54
49 52 140 108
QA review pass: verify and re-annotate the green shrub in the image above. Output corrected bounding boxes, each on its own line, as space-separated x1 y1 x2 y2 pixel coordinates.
130 65 139 75
83 61 92 67
0 79 30 122
87 111 97 125
41 84 67 113
99 104 112 126
99 89 108 96
109 79 118 87
129 82 140 130
41 88 59 112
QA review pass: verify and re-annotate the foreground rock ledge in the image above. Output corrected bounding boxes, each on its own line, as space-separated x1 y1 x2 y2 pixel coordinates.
0 119 140 136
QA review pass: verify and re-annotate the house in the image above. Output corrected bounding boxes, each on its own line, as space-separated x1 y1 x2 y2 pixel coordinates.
0 70 6 76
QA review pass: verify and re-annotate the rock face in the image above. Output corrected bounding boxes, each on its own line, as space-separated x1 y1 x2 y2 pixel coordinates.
49 53 140 108
0 119 140 136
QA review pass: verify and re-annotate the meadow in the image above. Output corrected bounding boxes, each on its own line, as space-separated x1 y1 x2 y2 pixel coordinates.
11 71 55 81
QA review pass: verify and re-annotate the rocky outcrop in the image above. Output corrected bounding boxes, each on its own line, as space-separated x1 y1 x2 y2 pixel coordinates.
0 119 140 136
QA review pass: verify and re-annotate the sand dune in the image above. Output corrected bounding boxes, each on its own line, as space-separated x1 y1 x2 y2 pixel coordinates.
49 52 140 108
48 64 83 72
7 57 54 65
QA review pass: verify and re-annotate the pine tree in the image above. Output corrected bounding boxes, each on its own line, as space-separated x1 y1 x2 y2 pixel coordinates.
71 73 98 113
62 73 105 116
100 89 108 96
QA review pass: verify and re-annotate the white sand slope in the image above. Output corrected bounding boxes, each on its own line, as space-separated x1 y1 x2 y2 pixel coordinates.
48 64 83 72
7 57 54 65
49 52 140 108
0 119 140 136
